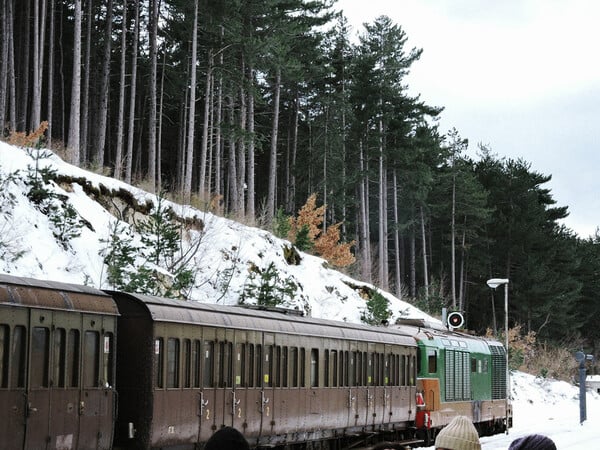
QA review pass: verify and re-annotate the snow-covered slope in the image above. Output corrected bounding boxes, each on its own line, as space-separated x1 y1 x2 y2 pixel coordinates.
0 141 432 325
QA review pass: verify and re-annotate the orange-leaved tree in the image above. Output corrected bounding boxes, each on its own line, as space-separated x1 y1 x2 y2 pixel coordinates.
288 194 355 267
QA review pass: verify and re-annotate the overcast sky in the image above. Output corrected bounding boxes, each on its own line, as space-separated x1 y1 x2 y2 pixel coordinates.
337 0 600 238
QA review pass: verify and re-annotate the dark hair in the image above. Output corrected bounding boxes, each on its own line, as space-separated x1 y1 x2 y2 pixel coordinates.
205 427 250 450
508 434 556 450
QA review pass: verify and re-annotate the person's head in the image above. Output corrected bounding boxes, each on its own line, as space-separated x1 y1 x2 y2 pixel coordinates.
434 415 481 450
508 434 556 450
204 426 250 450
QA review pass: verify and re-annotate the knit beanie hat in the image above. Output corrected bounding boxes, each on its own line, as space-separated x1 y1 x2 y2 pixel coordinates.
434 415 481 450
508 434 557 450
205 427 250 450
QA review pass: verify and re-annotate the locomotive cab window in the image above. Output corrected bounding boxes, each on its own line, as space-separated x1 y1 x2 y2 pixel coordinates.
428 350 438 374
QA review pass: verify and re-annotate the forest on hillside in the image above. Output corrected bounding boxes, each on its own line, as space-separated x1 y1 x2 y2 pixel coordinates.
1 0 600 352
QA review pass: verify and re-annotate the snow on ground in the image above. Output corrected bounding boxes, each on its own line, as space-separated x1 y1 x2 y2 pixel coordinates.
1 142 599 449
423 371 600 449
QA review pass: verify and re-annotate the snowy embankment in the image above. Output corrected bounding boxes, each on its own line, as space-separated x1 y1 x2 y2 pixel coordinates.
2 142 598 449
0 141 432 325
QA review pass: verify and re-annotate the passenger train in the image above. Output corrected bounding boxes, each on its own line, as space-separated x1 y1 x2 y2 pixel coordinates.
0 274 511 449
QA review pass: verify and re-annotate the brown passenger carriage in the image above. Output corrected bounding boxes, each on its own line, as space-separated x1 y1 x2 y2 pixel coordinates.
0 274 118 450
111 291 419 449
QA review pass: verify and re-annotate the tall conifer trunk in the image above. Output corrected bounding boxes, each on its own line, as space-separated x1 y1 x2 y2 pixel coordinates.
267 67 281 223
183 0 198 199
67 0 82 164
147 0 158 192
95 0 113 168
114 0 127 179
125 0 139 184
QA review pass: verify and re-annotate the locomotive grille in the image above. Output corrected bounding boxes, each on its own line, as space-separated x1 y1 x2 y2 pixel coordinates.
490 344 507 399
444 349 471 401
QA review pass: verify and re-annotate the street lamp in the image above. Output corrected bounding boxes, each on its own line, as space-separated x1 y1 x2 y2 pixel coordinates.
487 278 510 434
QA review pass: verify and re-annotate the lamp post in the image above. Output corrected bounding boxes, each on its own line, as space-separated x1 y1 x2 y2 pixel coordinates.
487 278 510 433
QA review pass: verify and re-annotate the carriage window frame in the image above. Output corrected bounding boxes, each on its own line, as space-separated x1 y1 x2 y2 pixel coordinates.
0 324 9 388
310 348 319 387
68 329 80 388
31 326 50 389
155 337 164 389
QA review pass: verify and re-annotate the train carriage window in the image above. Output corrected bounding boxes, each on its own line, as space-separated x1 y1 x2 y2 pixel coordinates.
482 358 489 373
393 354 399 386
183 339 191 388
248 344 255 387
428 350 438 374
275 346 282 387
471 357 477 373
282 347 288 388
11 326 27 388
203 341 214 388
155 338 164 388
400 355 406 386
349 352 356 386
310 349 318 387
340 351 345 387
83 331 100 388
0 325 8 388
68 329 80 388
53 328 66 388
103 333 114 388
290 347 298 387
331 350 338 387
356 352 363 386
167 338 180 388
235 343 245 387
384 354 390 385
218 342 233 388
410 355 416 386
324 350 329 387
193 340 201 388
255 345 262 388
300 348 306 387
367 353 373 386
264 345 273 387
31 327 50 388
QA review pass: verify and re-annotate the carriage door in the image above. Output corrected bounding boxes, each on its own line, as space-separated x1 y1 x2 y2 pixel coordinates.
24 308 53 450
197 328 217 444
231 330 247 433
214 328 234 430
46 310 85 450
78 314 115 450
259 333 275 438
0 306 27 450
